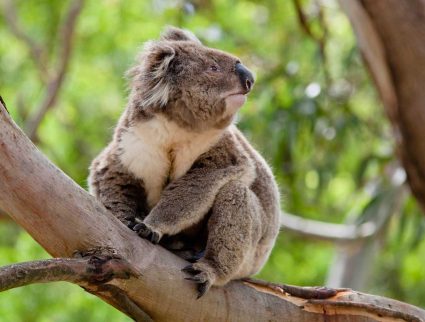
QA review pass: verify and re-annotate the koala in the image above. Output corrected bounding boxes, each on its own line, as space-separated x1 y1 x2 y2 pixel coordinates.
88 27 280 298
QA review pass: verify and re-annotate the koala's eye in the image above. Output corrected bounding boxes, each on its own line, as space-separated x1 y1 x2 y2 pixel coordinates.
209 65 219 72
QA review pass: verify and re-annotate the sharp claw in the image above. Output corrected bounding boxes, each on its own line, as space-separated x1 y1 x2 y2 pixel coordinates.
132 223 161 243
151 232 160 244
133 223 145 231
134 217 143 224
197 282 210 299
182 264 212 298
181 265 201 275
138 231 148 239
185 276 203 282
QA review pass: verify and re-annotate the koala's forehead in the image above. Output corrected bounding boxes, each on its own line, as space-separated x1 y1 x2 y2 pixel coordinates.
171 42 239 65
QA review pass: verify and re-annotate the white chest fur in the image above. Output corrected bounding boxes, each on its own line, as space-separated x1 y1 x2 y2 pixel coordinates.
118 115 221 208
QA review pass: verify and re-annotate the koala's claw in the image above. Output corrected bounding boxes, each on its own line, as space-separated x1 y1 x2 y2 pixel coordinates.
127 221 136 229
133 223 161 244
124 216 142 230
182 264 212 299
150 231 161 244
197 281 211 299
187 250 205 263
182 264 202 275
185 275 205 283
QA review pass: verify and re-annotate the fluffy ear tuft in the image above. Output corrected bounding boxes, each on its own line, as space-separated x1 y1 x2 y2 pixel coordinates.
143 41 176 79
161 26 202 45
128 41 176 107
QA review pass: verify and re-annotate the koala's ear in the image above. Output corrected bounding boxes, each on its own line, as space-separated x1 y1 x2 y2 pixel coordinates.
143 41 176 79
161 26 202 45
127 41 176 107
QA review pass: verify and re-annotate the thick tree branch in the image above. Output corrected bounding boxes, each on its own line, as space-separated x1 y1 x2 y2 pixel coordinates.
0 100 424 321
87 284 153 322
0 256 152 321
0 255 138 292
339 0 425 215
0 208 11 221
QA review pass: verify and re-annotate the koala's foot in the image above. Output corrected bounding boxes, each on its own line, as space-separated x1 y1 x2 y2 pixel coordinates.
172 249 205 262
182 261 216 299
186 250 205 263
133 222 162 244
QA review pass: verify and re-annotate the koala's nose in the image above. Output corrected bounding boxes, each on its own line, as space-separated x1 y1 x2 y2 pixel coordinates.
235 62 255 93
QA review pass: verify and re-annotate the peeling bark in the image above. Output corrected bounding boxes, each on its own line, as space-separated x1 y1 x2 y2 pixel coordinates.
0 102 424 321
0 256 138 292
0 255 152 321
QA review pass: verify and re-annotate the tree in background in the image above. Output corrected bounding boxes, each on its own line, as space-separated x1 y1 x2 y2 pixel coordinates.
0 0 424 321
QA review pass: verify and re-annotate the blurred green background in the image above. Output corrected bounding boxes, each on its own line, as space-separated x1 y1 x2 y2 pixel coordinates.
0 0 424 321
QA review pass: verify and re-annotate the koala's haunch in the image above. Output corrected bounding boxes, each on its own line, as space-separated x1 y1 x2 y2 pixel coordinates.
88 26 280 298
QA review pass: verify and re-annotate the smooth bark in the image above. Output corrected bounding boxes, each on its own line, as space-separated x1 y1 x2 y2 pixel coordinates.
1 102 424 321
340 0 425 214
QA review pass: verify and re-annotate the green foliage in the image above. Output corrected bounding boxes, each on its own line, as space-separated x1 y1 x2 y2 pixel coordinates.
0 0 424 320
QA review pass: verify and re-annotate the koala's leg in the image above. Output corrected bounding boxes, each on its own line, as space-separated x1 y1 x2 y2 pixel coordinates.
182 181 262 298
89 158 148 228
135 166 243 243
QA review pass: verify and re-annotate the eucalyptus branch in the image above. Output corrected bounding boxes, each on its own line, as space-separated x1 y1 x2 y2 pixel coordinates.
0 99 424 321
25 0 84 141
0 256 152 322
2 0 49 80
292 0 330 82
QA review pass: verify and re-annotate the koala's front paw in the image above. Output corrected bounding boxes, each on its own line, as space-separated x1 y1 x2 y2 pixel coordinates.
124 215 142 230
133 222 162 244
182 261 216 299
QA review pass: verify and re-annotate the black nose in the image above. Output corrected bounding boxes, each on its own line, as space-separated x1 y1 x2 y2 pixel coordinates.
235 62 254 92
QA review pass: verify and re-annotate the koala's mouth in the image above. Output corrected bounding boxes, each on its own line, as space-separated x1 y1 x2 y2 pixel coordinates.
225 93 247 112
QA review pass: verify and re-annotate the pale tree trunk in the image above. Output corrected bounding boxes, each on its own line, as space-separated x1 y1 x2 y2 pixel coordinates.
339 0 425 214
0 104 424 321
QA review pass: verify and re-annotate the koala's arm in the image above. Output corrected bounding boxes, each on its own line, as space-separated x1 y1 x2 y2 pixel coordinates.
138 145 253 240
89 152 148 226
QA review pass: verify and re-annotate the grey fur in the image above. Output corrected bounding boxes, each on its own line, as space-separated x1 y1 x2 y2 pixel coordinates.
88 27 280 297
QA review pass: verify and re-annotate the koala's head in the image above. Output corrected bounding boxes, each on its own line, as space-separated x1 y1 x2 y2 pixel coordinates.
127 26 254 131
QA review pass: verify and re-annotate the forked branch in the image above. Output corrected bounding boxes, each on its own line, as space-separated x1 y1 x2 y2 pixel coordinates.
0 255 152 322
0 100 424 321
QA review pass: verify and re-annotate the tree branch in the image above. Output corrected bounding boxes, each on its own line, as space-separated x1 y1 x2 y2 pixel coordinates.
0 255 138 292
0 255 152 321
339 0 425 215
24 0 84 141
87 284 153 322
0 100 424 321
280 211 377 242
2 0 49 80
280 181 405 244
292 0 330 81
0 208 11 221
